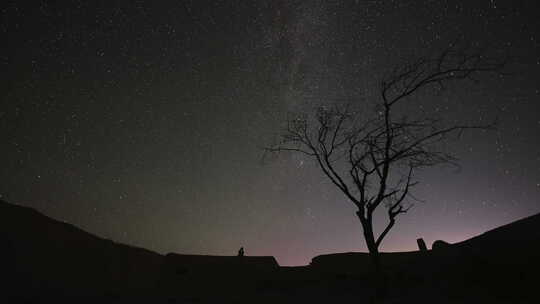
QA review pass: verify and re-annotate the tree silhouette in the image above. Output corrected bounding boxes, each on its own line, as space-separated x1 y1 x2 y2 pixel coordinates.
266 44 506 271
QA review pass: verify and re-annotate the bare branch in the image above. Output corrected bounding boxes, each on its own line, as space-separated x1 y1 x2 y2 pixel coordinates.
265 43 507 256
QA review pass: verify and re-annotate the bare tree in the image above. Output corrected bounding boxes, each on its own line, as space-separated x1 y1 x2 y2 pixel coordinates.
266 44 506 270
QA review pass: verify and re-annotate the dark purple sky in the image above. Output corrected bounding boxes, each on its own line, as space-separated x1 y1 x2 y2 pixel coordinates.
1 0 539 265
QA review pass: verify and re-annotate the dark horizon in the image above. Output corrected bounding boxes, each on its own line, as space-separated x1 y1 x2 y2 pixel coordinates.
1 1 539 266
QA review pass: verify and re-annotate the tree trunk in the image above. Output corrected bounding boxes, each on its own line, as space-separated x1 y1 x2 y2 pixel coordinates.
357 211 387 300
356 211 381 270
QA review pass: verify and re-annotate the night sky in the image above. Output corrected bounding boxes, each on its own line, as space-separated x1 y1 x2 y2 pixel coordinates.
1 1 539 266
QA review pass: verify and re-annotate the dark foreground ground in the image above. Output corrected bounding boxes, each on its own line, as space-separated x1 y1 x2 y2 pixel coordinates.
2 199 539 303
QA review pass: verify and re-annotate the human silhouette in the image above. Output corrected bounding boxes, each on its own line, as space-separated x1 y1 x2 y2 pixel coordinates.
237 247 244 257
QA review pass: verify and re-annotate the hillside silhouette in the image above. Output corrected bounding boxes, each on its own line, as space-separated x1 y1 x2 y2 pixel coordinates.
2 199 539 303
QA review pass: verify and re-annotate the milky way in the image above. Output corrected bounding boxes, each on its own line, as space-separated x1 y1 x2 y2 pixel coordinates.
1 1 539 265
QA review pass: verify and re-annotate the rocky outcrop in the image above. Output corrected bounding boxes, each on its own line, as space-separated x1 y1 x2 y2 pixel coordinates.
432 239 450 251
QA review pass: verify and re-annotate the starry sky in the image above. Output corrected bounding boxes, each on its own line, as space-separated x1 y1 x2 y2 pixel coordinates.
1 1 539 266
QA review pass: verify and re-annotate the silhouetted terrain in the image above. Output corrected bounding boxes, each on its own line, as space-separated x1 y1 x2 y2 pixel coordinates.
0 200 163 300
310 212 540 302
2 199 539 303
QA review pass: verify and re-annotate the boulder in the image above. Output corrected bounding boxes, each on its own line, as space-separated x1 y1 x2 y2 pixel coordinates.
432 240 450 251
